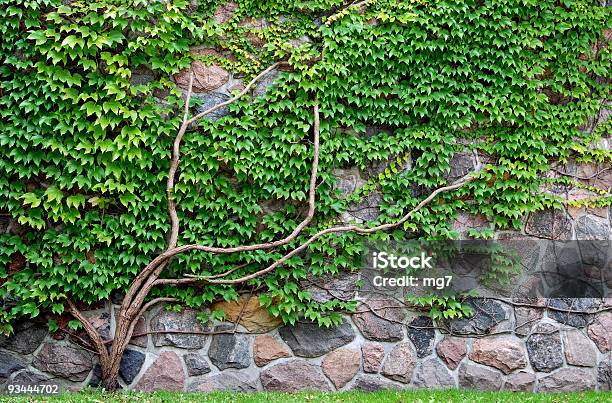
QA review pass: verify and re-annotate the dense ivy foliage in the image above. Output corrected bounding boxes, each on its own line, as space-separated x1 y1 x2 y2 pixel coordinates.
0 0 610 334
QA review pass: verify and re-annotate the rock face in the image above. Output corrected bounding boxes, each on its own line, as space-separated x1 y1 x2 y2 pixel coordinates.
212 296 282 333
362 342 385 373
458 363 503 391
548 298 599 328
260 360 331 391
175 61 229 93
526 322 563 372
183 353 211 376
252 69 279 97
352 299 405 342
525 209 572 239
0 320 47 354
446 151 475 182
129 317 147 348
563 330 597 367
447 299 510 335
189 372 257 392
538 367 596 392
120 349 145 384
11 371 50 385
351 375 402 391
253 335 290 367
208 324 251 370
279 320 354 358
468 336 527 374
304 272 358 304
407 316 435 358
322 348 360 389
381 342 416 383
151 309 208 349
514 307 543 337
598 360 612 391
588 311 611 353
86 311 111 339
135 352 185 392
436 336 467 370
576 214 610 239
32 343 93 382
503 371 535 392
0 350 26 379
413 358 455 389
88 365 102 387
192 93 231 121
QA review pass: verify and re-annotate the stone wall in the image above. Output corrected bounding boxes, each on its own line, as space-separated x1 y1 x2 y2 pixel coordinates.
1 2 610 394
1 292 610 393
1 107 610 394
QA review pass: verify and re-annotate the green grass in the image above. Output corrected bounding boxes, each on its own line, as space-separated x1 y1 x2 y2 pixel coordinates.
2 390 611 403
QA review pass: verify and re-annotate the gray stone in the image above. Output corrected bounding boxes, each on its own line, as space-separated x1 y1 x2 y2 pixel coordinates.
88 364 102 387
407 316 435 358
10 371 51 384
447 298 510 335
151 308 208 349
208 324 251 370
351 375 402 391
576 215 610 240
0 350 25 379
189 372 257 392
563 330 597 367
413 358 455 389
32 343 93 382
130 65 155 86
538 367 596 392
120 349 145 385
352 298 405 342
260 360 332 391
578 239 610 267
192 92 231 121
279 319 354 358
446 151 474 182
184 353 211 376
304 272 359 304
0 320 47 354
598 359 611 391
334 168 365 196
381 341 416 383
526 322 563 372
525 209 573 240
346 192 382 222
548 298 599 328
458 362 503 391
253 70 280 97
503 371 536 391
514 307 543 337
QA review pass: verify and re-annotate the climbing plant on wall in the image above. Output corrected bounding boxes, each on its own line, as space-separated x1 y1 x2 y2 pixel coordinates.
0 0 610 389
